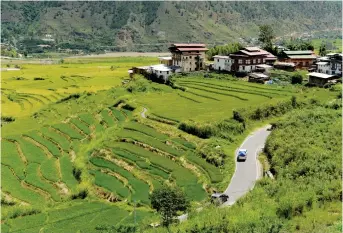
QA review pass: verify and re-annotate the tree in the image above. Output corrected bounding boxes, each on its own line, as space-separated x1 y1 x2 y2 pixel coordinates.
150 185 190 227
319 43 327 56
291 73 303 84
258 25 275 50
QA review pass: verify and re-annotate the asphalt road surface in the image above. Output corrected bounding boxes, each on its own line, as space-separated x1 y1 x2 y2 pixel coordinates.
223 125 271 206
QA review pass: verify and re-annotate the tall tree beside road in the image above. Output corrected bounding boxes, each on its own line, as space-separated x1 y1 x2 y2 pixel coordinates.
150 185 190 227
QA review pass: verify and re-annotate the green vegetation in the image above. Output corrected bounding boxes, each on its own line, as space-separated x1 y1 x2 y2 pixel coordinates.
40 158 60 182
90 157 150 204
1 140 26 179
2 2 341 53
1 54 340 232
90 170 130 199
162 105 341 233
150 185 190 226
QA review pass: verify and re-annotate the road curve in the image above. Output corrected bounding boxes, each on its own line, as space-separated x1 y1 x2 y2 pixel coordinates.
223 125 271 206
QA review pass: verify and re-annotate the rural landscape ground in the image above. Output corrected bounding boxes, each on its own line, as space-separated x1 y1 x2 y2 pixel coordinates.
1 54 341 233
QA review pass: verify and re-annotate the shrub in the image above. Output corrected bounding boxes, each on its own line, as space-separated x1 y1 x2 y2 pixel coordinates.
291 73 303 84
34 77 45 80
178 122 215 139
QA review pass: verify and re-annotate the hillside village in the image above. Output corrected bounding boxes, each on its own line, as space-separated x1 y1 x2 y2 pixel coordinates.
130 43 342 87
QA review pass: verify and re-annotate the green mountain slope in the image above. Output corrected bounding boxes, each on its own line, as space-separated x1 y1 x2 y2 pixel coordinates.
1 1 342 51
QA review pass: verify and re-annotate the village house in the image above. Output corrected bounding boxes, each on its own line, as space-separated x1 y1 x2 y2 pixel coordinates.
279 50 317 69
316 53 342 76
168 43 208 72
248 72 270 84
213 47 276 73
307 72 339 87
273 62 296 71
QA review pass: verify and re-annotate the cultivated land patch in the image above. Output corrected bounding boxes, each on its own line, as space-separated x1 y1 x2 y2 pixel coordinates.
1 57 338 232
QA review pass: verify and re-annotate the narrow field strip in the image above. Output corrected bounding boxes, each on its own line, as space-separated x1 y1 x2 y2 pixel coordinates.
40 158 60 183
185 152 224 183
186 89 221 101
90 157 150 204
69 118 91 135
78 113 96 125
119 129 183 157
110 142 207 201
59 155 78 189
180 83 249 101
178 81 276 98
120 109 133 118
52 123 84 140
41 127 70 152
22 135 53 159
109 107 126 122
1 165 46 206
7 136 48 163
112 148 170 180
171 138 197 150
1 140 26 179
25 163 61 201
24 131 62 157
100 109 117 126
178 93 202 103
89 169 130 199
123 121 168 141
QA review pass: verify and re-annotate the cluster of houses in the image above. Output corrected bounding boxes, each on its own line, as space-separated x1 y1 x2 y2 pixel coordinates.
129 43 342 87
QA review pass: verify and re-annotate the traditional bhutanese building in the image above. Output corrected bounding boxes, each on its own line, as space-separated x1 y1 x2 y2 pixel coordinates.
168 43 208 72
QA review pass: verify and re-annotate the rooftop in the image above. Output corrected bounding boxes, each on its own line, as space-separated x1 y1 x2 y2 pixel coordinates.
171 43 206 47
284 50 314 55
158 56 172 60
287 55 317 59
274 62 296 67
316 62 329 65
245 47 260 52
176 47 208 52
307 72 335 79
249 73 269 79
213 55 230 59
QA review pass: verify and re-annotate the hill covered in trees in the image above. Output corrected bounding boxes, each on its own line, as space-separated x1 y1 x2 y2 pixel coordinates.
1 1 341 52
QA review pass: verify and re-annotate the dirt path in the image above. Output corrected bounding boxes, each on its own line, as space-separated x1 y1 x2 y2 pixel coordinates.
141 108 147 118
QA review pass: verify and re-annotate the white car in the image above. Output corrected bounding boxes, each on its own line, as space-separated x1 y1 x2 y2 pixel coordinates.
237 149 247 161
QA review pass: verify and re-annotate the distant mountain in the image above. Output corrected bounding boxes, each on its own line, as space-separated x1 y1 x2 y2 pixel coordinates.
1 1 342 52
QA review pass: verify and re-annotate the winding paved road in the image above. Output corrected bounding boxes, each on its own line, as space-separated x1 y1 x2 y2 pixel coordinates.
222 125 271 206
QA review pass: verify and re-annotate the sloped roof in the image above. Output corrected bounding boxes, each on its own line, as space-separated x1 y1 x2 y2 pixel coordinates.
284 50 314 55
245 47 260 52
213 55 230 59
287 55 317 59
307 72 335 79
171 43 206 47
176 47 208 52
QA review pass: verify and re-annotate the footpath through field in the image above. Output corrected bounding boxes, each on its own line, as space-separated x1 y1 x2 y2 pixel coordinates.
222 125 271 206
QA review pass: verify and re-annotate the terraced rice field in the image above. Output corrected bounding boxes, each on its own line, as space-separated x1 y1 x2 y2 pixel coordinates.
137 77 299 122
3 57 328 232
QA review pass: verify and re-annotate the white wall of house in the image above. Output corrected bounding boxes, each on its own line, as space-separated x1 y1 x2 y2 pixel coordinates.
213 56 232 71
317 63 331 75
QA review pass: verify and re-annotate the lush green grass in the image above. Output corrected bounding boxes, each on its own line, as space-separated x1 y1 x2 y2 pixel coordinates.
40 158 60 183
69 118 91 135
171 138 197 150
59 155 78 189
10 137 48 163
90 169 130 198
311 38 342 54
1 140 26 179
1 165 46 206
40 127 71 152
25 163 61 201
5 212 47 233
90 157 150 204
52 123 84 140
24 131 62 157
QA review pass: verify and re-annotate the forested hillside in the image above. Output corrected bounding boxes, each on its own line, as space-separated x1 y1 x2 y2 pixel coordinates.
1 1 342 52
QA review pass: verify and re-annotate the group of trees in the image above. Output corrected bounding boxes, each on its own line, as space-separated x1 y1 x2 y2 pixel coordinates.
206 43 243 60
